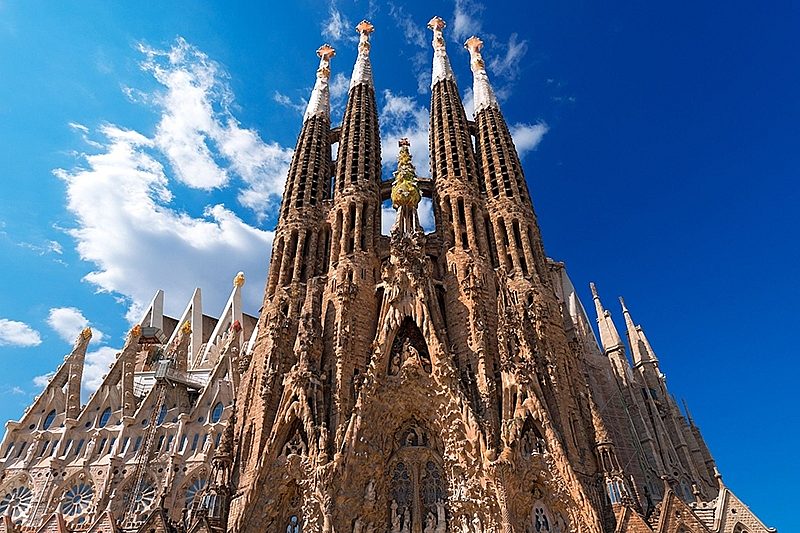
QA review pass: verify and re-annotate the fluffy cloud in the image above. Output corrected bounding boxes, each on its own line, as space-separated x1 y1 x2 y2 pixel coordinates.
33 372 54 388
451 0 483 44
273 91 307 114
55 39 282 321
489 33 528 81
81 347 121 394
509 122 549 158
32 346 119 397
379 90 431 176
322 4 357 43
0 319 42 347
136 39 293 217
47 307 105 345
389 3 427 48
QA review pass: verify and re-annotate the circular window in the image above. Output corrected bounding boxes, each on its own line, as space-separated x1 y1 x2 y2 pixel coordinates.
184 478 207 508
61 482 94 518
0 486 33 523
123 479 156 516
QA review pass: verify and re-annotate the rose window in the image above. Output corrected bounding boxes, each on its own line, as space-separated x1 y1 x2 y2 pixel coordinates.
61 483 94 521
123 479 156 515
0 486 33 523
184 478 207 508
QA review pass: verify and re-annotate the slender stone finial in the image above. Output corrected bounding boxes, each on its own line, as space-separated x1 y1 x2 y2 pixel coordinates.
464 35 498 114
304 44 336 121
350 20 375 89
428 16 455 87
590 282 600 300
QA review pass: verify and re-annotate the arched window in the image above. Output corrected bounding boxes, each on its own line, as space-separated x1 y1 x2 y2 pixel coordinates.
211 402 224 423
733 524 749 533
388 426 446 532
98 408 112 428
42 409 57 430
156 405 167 425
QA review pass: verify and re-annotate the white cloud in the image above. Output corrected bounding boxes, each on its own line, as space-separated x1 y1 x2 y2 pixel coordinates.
33 372 54 388
462 87 475 119
55 39 284 321
322 4 357 43
489 33 528 81
330 72 349 103
31 346 120 397
329 72 350 123
509 122 549 158
137 38 293 219
273 91 307 114
55 123 273 322
451 0 483 44
379 90 430 177
47 307 105 345
0 319 42 347
389 3 426 48
81 346 120 394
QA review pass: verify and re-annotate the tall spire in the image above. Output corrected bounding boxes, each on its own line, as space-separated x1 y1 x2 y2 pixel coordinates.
619 297 658 367
350 20 374 89
464 36 498 115
590 282 624 352
428 16 455 87
304 44 335 122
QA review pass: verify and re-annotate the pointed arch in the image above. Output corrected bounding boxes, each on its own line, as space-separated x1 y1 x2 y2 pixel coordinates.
387 317 431 376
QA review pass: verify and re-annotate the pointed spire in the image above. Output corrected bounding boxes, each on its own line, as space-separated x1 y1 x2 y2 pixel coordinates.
428 16 456 87
682 398 696 427
590 283 624 352
465 36 499 115
304 44 335 122
620 296 658 366
350 20 375 90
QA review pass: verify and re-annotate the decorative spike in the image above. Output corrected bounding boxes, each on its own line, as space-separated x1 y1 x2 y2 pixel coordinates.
590 283 624 352
620 296 658 366
428 16 456 87
304 44 336 122
350 20 375 89
465 35 498 114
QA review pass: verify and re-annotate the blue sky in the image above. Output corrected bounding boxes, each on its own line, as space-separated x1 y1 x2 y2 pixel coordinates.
0 0 796 528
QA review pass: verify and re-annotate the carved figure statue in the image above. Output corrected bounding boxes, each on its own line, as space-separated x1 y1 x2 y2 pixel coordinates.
390 500 401 533
424 511 436 533
401 507 411 533
435 501 447 533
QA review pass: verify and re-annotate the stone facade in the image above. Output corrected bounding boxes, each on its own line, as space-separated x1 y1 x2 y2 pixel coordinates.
0 17 776 533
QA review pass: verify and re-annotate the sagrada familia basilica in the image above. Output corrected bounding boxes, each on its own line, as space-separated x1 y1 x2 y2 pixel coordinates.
0 17 776 533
